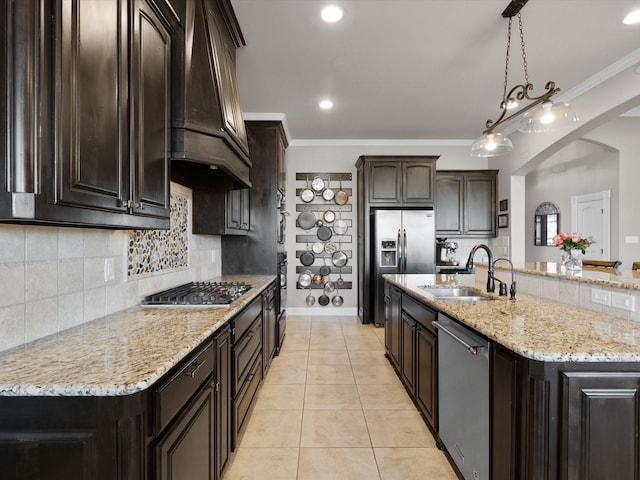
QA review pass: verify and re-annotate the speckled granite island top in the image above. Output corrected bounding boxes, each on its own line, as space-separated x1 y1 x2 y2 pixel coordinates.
492 261 640 291
384 273 640 363
0 275 275 397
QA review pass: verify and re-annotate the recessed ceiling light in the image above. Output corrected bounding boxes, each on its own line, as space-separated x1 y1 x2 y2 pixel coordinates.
319 100 334 110
623 9 640 24
321 5 343 23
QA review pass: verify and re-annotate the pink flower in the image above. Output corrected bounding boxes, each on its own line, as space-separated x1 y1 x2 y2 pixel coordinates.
560 233 570 240
552 234 563 246
571 233 582 242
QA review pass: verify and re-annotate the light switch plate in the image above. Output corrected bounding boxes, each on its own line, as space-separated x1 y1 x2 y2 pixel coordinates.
611 292 635 312
104 257 115 282
591 288 611 306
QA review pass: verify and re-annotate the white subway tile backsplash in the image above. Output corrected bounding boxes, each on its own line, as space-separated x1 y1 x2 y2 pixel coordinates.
58 258 84 295
26 227 58 261
0 263 25 307
58 292 84 331
83 230 108 257
58 228 85 259
540 277 560 302
25 297 58 343
84 257 106 290
0 184 224 352
0 225 25 263
84 287 106 321
25 261 58 301
0 304 25 351
558 281 580 306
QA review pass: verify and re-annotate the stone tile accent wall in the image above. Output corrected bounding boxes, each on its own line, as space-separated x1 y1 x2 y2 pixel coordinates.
128 193 189 277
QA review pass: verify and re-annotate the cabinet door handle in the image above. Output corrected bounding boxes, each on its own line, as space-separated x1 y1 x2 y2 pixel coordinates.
182 360 206 378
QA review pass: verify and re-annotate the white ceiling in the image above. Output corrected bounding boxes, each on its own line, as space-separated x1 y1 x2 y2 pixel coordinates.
230 0 640 142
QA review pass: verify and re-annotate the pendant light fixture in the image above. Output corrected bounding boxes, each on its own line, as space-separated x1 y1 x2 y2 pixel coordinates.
471 0 578 157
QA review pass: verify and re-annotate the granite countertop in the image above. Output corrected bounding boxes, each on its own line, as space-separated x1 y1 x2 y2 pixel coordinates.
384 273 640 363
491 261 640 291
0 275 275 397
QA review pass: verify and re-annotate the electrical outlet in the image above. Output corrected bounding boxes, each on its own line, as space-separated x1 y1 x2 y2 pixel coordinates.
625 235 639 244
591 288 610 306
611 292 635 312
104 257 115 282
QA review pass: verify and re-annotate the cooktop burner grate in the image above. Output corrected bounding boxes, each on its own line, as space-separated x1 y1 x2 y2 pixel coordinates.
142 281 252 306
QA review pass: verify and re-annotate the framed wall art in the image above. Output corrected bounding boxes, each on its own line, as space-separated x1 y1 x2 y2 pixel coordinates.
498 213 509 228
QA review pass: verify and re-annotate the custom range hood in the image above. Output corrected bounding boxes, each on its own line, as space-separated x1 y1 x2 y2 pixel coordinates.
171 0 252 187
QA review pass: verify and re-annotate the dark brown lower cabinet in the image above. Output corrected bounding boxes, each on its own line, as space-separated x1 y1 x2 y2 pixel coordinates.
385 285 402 370
562 371 640 480
385 281 640 479
415 325 437 431
156 385 215 480
214 326 231 478
400 312 416 394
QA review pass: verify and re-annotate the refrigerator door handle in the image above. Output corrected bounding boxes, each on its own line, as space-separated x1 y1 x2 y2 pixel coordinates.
397 229 403 273
403 229 408 272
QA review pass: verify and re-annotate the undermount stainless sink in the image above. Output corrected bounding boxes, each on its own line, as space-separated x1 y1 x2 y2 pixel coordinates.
417 285 494 301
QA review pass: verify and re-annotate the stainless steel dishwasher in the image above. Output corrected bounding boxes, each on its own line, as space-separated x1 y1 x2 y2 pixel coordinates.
434 314 490 480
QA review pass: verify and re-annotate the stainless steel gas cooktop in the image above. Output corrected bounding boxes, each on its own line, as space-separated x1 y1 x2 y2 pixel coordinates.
142 281 252 307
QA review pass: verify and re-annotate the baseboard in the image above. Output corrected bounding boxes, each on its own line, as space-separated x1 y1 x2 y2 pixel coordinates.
287 307 358 316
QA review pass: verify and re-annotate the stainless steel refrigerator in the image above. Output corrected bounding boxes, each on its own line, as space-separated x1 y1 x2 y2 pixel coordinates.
372 209 435 326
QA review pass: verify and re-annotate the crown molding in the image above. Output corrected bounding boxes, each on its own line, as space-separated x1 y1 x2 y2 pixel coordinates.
288 138 474 147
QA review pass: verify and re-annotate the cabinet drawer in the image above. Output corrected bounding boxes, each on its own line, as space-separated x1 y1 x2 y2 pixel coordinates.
234 355 262 442
402 293 437 334
233 317 262 395
155 341 214 433
233 296 262 341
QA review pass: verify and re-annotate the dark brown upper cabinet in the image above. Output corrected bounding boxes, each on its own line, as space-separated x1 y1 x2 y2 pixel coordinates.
171 0 251 187
1 0 177 229
362 157 436 205
435 170 498 238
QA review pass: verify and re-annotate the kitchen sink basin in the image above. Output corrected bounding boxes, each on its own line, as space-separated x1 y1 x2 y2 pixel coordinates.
417 285 494 301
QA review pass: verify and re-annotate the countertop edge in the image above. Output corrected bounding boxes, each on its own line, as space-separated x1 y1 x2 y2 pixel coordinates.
0 275 276 397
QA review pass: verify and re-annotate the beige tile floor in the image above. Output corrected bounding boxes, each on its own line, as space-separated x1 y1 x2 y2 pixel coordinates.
222 314 458 480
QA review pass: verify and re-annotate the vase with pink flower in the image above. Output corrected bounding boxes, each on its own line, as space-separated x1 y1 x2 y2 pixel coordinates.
552 232 593 272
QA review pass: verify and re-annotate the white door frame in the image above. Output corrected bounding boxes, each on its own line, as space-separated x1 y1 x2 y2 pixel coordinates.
571 190 611 260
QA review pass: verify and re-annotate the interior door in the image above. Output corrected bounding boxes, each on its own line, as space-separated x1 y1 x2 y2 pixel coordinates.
571 190 611 260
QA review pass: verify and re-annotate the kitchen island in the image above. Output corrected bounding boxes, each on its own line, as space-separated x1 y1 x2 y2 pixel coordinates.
384 272 640 480
0 275 275 480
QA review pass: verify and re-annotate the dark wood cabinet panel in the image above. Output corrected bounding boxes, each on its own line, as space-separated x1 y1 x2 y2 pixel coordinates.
262 282 277 376
403 162 435 203
415 326 437 431
435 170 497 238
226 188 250 232
369 163 401 203
214 326 231 478
400 312 416 393
386 285 402 370
156 385 215 480
562 371 640 480
434 175 464 234
53 0 128 213
366 158 436 205
464 174 496 236
172 0 251 187
131 0 172 218
0 0 175 228
492 345 521 480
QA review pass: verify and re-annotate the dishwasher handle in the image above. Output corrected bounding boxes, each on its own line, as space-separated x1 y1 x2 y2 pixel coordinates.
433 320 487 355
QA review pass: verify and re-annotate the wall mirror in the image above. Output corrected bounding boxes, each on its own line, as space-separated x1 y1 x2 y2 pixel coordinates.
534 202 559 246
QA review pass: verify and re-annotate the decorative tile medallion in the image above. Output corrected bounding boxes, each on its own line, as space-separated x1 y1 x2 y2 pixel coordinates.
127 193 189 277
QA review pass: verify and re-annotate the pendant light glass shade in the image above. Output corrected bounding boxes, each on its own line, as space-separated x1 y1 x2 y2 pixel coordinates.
518 101 578 133
470 132 513 157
